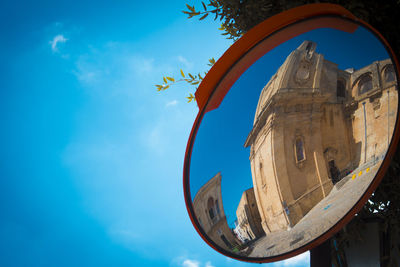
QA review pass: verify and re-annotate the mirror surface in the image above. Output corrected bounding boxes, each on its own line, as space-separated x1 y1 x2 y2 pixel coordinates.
188 22 398 259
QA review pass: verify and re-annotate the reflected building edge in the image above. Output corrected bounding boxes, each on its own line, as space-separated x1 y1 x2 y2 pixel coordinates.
244 41 398 235
193 172 240 252
234 188 264 243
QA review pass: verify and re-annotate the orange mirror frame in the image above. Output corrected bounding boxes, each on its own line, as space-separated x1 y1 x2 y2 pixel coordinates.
184 3 400 263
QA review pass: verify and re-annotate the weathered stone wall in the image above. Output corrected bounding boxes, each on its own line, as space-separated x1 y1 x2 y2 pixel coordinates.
236 191 254 240
193 173 238 251
250 113 289 233
236 188 264 240
350 59 398 166
245 188 264 238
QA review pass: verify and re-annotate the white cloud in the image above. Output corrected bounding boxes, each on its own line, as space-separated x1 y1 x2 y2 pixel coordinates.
54 22 63 28
50 34 67 52
75 70 98 84
225 257 233 263
72 46 162 93
130 56 155 76
177 55 194 69
176 258 214 267
182 259 200 267
275 252 309 266
73 69 100 84
166 100 178 107
72 52 107 86
108 227 138 242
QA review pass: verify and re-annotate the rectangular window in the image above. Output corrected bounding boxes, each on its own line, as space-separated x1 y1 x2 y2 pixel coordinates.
295 138 305 162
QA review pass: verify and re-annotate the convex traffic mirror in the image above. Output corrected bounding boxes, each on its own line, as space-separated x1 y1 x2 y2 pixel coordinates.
183 4 399 263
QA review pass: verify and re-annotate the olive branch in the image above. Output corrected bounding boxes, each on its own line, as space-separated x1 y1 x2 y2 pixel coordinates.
155 58 215 103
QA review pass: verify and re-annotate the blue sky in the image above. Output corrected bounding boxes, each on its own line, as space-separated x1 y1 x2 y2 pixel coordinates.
0 0 313 266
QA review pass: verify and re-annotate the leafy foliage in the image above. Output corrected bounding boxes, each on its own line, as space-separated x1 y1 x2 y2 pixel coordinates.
182 0 241 40
157 0 400 105
155 58 215 102
183 0 400 51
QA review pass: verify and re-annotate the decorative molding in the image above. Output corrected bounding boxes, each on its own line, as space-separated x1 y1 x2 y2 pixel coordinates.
294 60 312 85
372 98 381 110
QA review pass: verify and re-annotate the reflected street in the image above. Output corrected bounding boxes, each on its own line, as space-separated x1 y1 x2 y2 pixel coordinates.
249 158 382 257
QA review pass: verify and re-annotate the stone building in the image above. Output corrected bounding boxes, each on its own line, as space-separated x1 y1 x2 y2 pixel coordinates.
244 41 398 234
235 188 264 241
193 172 239 251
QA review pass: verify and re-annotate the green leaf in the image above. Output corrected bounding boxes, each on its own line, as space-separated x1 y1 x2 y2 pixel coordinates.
163 77 167 83
188 73 194 79
192 81 200 85
163 85 170 90
199 13 208 20
166 76 175 82
186 93 195 103
202 1 207 11
186 4 195 12
180 69 185 78
208 58 216 66
209 0 218 7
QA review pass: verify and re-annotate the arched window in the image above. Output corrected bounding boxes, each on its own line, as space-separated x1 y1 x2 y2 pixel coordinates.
383 64 395 83
358 74 373 95
306 42 312 52
220 234 232 249
207 197 215 220
215 200 220 215
337 79 346 98
295 137 306 163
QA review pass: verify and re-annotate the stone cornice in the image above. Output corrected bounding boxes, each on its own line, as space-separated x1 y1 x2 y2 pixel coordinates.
193 172 222 205
245 89 327 148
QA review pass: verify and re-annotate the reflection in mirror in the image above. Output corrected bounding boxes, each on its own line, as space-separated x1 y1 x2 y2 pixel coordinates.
189 24 398 259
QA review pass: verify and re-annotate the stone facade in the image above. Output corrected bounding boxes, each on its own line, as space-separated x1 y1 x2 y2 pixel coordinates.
244 41 397 234
193 172 239 251
235 188 264 242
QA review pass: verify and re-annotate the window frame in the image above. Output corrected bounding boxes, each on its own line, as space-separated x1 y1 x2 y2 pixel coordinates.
294 135 306 165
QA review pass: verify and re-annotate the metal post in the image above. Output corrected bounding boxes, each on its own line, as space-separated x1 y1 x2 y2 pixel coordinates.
314 151 326 197
363 102 367 163
310 239 331 267
387 90 390 149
